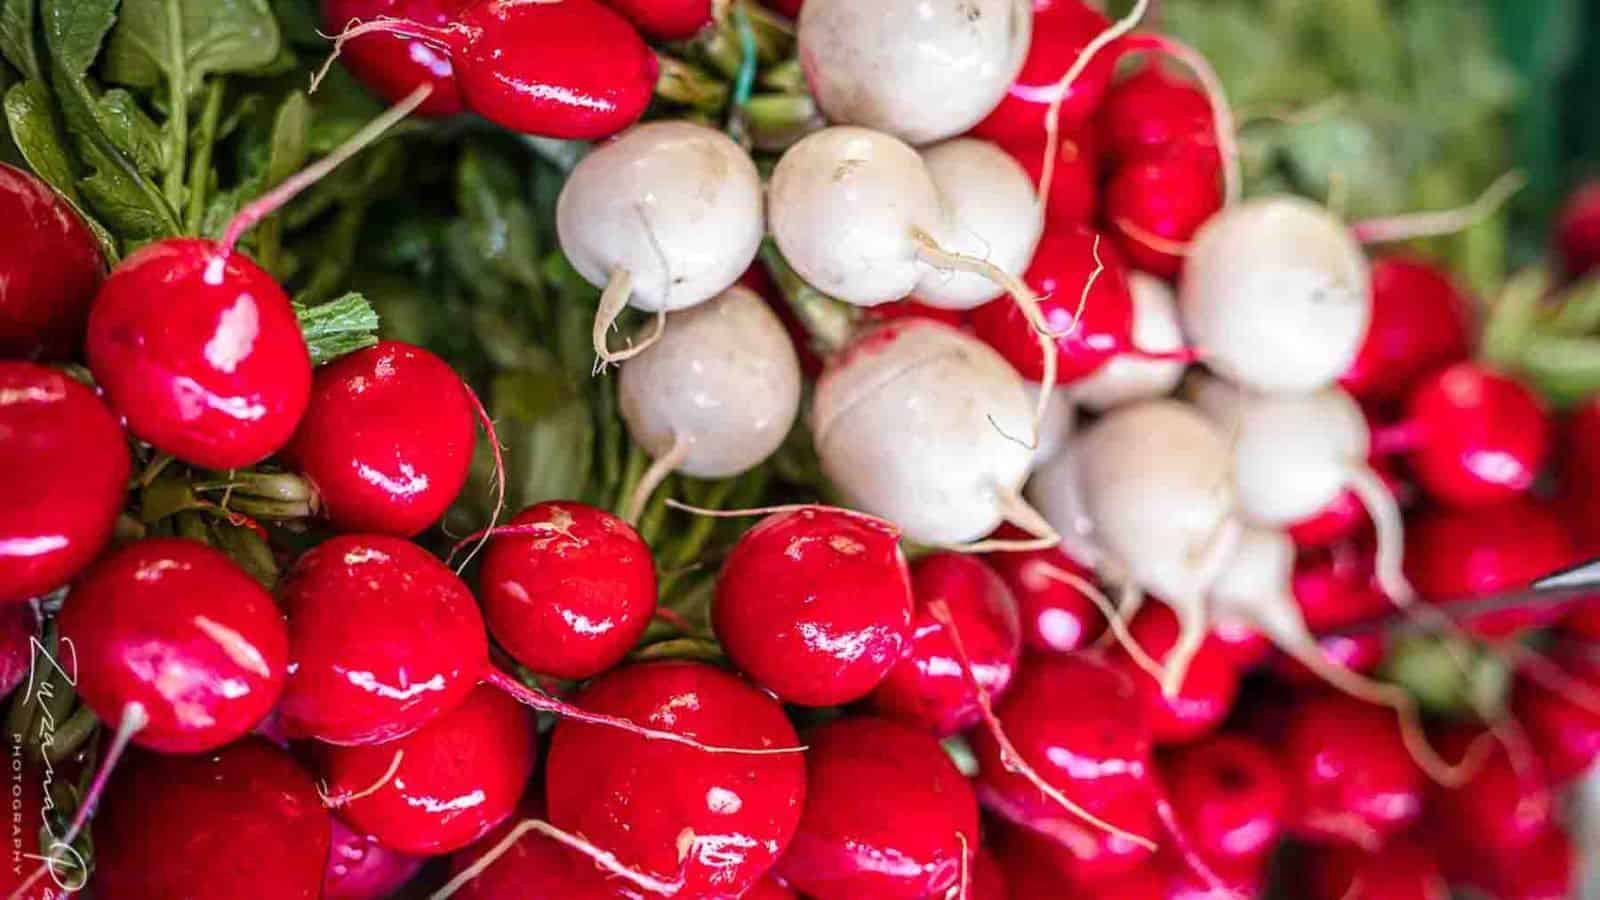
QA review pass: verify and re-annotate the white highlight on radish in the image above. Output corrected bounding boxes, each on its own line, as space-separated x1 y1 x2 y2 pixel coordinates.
811 319 1047 547
1179 196 1371 394
557 121 764 363
1069 273 1188 411
915 138 1043 310
798 0 1032 146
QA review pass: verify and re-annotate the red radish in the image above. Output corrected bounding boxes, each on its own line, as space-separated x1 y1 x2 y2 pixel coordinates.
0 164 104 359
914 137 1045 310
741 877 798 900
1279 691 1425 849
973 1 1116 143
1000 127 1099 228
1069 272 1189 412
774 716 979 899
0 363 129 604
714 506 912 706
478 501 656 680
870 552 1022 736
1428 726 1553 855
320 684 536 855
1292 542 1392 633
1557 180 1600 279
601 0 712 40
1453 823 1576 900
445 806 620 899
281 341 476 537
1301 839 1448 900
1559 395 1600 555
1105 153 1221 279
811 320 1052 547
1339 257 1474 403
319 0 658 139
323 815 425 899
799 0 1032 145
92 739 331 899
972 848 1008 900
1209 616 1274 671
558 122 764 363
1179 197 1371 394
1512 647 1600 784
1097 63 1216 167
1270 632 1388 686
321 0 472 116
84 237 312 469
545 661 806 898
1161 734 1286 868
865 298 967 328
1394 362 1550 509
1111 604 1240 745
1286 457 1411 552
0 602 35 697
986 540 1107 653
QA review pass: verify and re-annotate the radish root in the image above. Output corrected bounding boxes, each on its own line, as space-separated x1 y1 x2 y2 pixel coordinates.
311 18 465 94
430 818 685 899
456 383 507 572
1344 463 1416 605
593 270 669 371
319 750 406 808
1151 780 1244 900
664 498 905 536
940 490 1061 553
949 831 971 900
1113 215 1193 258
1118 34 1241 206
1040 0 1152 204
626 432 690 525
1351 171 1526 244
1037 565 1166 683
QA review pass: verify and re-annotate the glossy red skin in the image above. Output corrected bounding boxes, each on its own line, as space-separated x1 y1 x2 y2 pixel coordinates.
971 225 1136 383
322 685 535 855
0 363 129 604
1111 604 1240 745
547 661 806 898
448 0 657 140
870 553 1022 736
985 540 1106 653
1291 540 1393 633
1288 489 1369 550
1428 727 1552 856
323 815 425 899
1104 153 1221 279
971 848 1009 900
1513 648 1600 785
322 0 471 115
1559 395 1600 556
1458 824 1575 900
1279 692 1424 847
93 739 331 899
278 534 487 745
1402 362 1550 508
601 0 711 39
1557 180 1600 279
1097 64 1216 167
447 808 621 900
1340 258 1474 403
86 238 311 469
972 2 1118 143
281 341 475 537
714 507 913 707
1161 735 1286 867
1209 617 1273 671
0 164 104 359
972 653 1159 881
60 539 288 753
742 877 799 900
0 603 34 697
865 298 968 329
1302 840 1448 900
1405 499 1577 638
1000 127 1100 228
776 716 978 900
480 501 656 679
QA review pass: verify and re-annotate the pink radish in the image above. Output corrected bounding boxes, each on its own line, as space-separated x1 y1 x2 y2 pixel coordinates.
1301 839 1448 900
323 815 424 899
478 501 656 680
1097 63 1217 167
1105 153 1222 279
321 0 472 116
1068 272 1188 412
773 716 979 899
1392 361 1550 509
973 1 1116 143
1339 257 1474 403
557 122 764 363
986 538 1108 652
1278 691 1425 849
811 319 1053 547
281 341 478 537
319 684 536 855
317 0 657 139
798 0 1032 145
914 137 1044 310
1557 180 1600 279
0 164 104 359
616 285 801 520
714 505 913 706
999 126 1100 228
1179 196 1371 394
545 661 806 897
1110 604 1240 745
1161 734 1286 870
1513 648 1600 784
92 739 331 899
601 0 713 40
0 362 129 604
870 552 1023 735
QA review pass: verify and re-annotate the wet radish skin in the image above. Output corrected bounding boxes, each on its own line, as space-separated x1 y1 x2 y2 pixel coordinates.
1097 64 1217 167
321 0 472 116
1161 734 1287 867
93 739 331 899
0 363 129 604
1427 727 1553 855
973 1 1117 142
601 0 712 40
278 534 487 745
447 807 620 899
1000 127 1099 228
985 541 1107 653
1403 362 1549 508
1302 839 1448 900
1280 692 1424 847
1105 153 1221 279
1112 604 1240 745
323 815 425 899
60 538 289 753
0 164 104 359
1512 648 1600 785
85 238 312 470
1340 258 1473 403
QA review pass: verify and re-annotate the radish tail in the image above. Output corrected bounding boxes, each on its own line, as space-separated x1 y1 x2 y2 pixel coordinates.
484 668 804 756
943 490 1060 553
1151 780 1244 900
952 831 971 900
430 818 685 899
664 498 905 535
1117 34 1241 206
447 523 575 567
311 18 466 94
1344 463 1415 605
593 270 670 370
456 383 507 573
1159 601 1206 699
1040 0 1152 204
318 750 405 808
1037 565 1165 682
1351 171 1526 244
1111 214 1193 258
625 434 690 525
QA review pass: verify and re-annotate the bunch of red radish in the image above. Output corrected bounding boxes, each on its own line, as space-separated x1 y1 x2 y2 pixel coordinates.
4 0 1600 897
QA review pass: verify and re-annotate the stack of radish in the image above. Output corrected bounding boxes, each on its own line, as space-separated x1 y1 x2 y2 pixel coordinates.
2 0 1600 897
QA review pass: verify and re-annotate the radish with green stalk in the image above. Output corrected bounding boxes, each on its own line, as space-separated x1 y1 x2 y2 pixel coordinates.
557 121 764 366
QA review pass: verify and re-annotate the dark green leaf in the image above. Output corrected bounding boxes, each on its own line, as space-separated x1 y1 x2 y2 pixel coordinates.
42 0 112 74
255 90 308 274
3 79 117 256
0 0 38 81
295 291 379 365
102 0 282 96
1521 334 1600 408
454 143 543 290
94 88 165 177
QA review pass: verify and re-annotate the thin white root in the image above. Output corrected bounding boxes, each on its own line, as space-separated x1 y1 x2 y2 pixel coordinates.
1159 603 1206 699
1038 565 1165 682
952 831 971 900
1351 171 1527 244
593 270 668 370
1113 216 1192 257
663 499 903 536
625 433 690 525
429 818 685 899
311 18 462 94
1345 463 1416 606
1040 0 1152 203
1123 34 1241 206
319 750 405 808
942 490 1061 553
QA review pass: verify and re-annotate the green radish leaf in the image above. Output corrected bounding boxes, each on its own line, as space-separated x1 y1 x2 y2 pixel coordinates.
3 79 118 257
295 291 379 366
1543 274 1600 336
102 0 282 97
254 90 309 275
0 0 38 81
454 143 543 292
94 88 166 178
1520 335 1600 408
1481 265 1550 370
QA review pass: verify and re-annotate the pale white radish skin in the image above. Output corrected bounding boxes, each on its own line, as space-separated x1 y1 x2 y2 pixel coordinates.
1023 381 1075 471
557 121 764 363
798 0 1033 146
1069 272 1188 411
1025 442 1102 571
915 138 1044 310
1073 400 1242 696
1187 374 1413 604
811 319 1051 548
1179 196 1372 394
618 286 802 521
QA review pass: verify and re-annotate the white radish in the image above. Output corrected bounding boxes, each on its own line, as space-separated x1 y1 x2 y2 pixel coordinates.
1023 381 1075 471
1025 442 1100 570
798 0 1032 146
1069 273 1188 411
1179 196 1371 394
810 319 1052 548
557 121 764 364
618 286 802 521
914 138 1043 310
